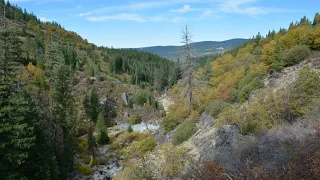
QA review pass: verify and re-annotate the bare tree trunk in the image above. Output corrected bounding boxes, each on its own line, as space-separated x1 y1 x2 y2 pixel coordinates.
182 25 194 112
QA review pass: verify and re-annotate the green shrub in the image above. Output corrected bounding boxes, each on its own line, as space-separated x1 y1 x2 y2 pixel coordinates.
136 91 152 105
78 137 88 153
117 132 140 145
127 125 133 132
218 89 293 135
161 115 180 133
129 115 142 125
283 45 311 66
96 157 108 165
79 153 91 164
139 82 147 89
98 129 110 145
172 120 197 145
238 77 263 102
172 112 199 145
127 97 133 108
160 99 190 133
75 163 93 176
151 99 159 109
205 100 231 118
121 134 157 158
137 137 157 154
109 142 120 150
290 69 320 117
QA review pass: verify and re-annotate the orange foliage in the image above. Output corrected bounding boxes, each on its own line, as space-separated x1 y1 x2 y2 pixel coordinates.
27 62 43 77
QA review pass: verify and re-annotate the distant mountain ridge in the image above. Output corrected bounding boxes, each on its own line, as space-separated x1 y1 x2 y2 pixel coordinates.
136 38 249 60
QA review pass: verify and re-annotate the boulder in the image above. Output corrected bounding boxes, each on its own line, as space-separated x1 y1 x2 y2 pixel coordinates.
91 163 123 180
121 93 128 105
123 112 129 119
152 128 175 145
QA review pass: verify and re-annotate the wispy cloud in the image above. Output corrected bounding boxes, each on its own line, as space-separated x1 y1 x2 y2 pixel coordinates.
217 0 296 16
79 1 171 17
170 4 202 14
81 0 296 23
87 13 146 22
86 13 189 23
78 0 211 17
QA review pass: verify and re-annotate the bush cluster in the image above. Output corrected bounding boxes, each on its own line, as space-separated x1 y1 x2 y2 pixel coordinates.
218 69 320 135
205 100 230 118
129 115 142 125
172 111 199 145
75 163 93 176
283 45 311 66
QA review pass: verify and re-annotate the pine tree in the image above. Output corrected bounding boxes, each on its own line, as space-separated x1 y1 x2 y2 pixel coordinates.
51 63 77 179
0 89 36 179
270 40 284 73
0 29 49 179
313 12 320 26
96 115 109 145
83 87 101 158
84 87 101 123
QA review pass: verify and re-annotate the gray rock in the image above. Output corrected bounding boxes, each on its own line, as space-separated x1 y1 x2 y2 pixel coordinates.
121 93 128 105
198 112 216 129
118 122 159 132
100 98 107 105
152 128 175 145
123 112 129 119
133 104 137 109
98 146 108 158
91 164 123 180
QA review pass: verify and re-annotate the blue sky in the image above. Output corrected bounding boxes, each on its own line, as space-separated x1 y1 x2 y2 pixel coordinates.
8 0 320 48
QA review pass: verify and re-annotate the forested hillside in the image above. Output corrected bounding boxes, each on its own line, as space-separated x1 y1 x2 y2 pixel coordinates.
0 1 178 179
137 38 249 60
151 13 320 179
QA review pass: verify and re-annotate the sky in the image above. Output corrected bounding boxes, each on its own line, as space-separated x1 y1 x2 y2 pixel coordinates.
8 0 320 48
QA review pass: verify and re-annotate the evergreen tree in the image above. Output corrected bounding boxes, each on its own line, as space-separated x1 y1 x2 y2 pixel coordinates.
83 87 101 158
96 115 109 145
269 40 284 73
51 63 77 179
0 29 53 180
313 12 320 25
83 87 101 123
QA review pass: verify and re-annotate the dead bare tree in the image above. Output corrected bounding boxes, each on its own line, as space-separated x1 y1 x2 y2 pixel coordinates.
181 25 195 112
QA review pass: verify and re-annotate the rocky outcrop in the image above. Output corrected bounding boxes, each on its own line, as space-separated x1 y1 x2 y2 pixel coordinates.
264 51 320 91
121 93 128 105
88 146 124 180
158 94 174 113
185 112 320 173
152 128 175 145
91 164 123 180
118 122 160 132
183 113 217 162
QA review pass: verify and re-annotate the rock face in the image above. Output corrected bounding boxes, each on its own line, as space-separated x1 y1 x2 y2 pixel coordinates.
121 93 128 105
183 112 217 162
185 113 320 173
89 146 124 180
184 113 256 168
263 53 320 90
159 94 174 113
152 128 175 145
118 122 160 132
91 164 123 180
